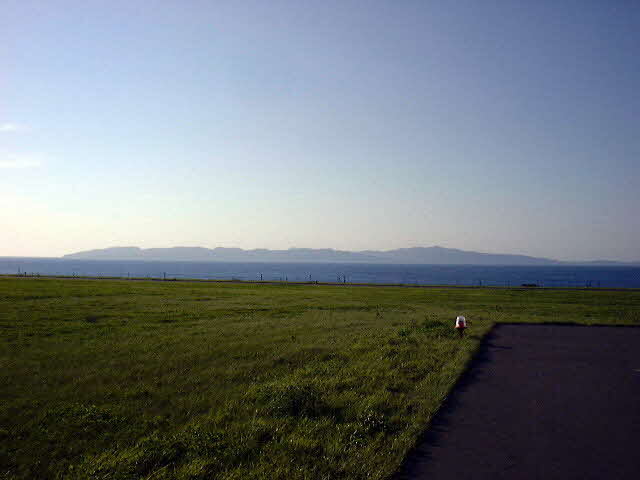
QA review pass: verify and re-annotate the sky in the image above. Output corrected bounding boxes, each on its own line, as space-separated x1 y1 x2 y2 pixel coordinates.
2 0 639 261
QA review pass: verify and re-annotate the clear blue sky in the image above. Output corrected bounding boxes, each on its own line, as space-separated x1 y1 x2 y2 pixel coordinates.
2 0 639 261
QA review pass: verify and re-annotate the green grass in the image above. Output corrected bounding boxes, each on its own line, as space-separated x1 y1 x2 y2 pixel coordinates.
1 277 638 479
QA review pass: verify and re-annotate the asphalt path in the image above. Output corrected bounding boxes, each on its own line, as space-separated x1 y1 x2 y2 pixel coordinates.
397 324 640 480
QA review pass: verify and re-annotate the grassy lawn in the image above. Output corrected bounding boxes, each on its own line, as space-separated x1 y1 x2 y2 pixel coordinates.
1 277 638 479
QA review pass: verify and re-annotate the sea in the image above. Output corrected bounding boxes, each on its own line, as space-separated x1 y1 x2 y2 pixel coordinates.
1 257 640 288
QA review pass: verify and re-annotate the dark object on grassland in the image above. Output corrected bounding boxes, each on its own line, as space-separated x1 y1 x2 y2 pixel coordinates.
521 283 539 287
397 324 640 480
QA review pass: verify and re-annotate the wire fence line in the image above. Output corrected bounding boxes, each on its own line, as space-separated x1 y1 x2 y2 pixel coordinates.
5 269 611 288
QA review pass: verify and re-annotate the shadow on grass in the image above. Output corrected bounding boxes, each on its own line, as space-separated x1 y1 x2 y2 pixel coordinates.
499 321 640 328
393 327 498 479
395 321 640 479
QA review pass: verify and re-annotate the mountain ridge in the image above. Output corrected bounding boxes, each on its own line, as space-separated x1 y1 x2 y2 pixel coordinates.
62 246 637 265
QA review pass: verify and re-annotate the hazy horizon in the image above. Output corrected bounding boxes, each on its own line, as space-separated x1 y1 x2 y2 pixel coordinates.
0 244 634 264
3 1 639 261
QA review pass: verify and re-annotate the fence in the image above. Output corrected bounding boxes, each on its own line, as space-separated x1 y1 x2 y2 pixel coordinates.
6 269 612 288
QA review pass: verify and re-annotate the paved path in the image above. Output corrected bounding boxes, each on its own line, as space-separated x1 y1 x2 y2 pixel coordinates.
397 324 640 480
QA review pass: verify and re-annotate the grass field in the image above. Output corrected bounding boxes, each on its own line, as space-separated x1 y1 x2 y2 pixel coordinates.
1 277 638 479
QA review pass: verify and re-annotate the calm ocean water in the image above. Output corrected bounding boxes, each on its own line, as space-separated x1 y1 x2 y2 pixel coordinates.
1 257 640 288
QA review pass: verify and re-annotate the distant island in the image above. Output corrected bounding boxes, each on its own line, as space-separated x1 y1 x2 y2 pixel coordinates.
62 246 637 266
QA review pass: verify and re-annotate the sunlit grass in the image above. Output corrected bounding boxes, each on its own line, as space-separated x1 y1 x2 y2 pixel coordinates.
1 278 638 479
